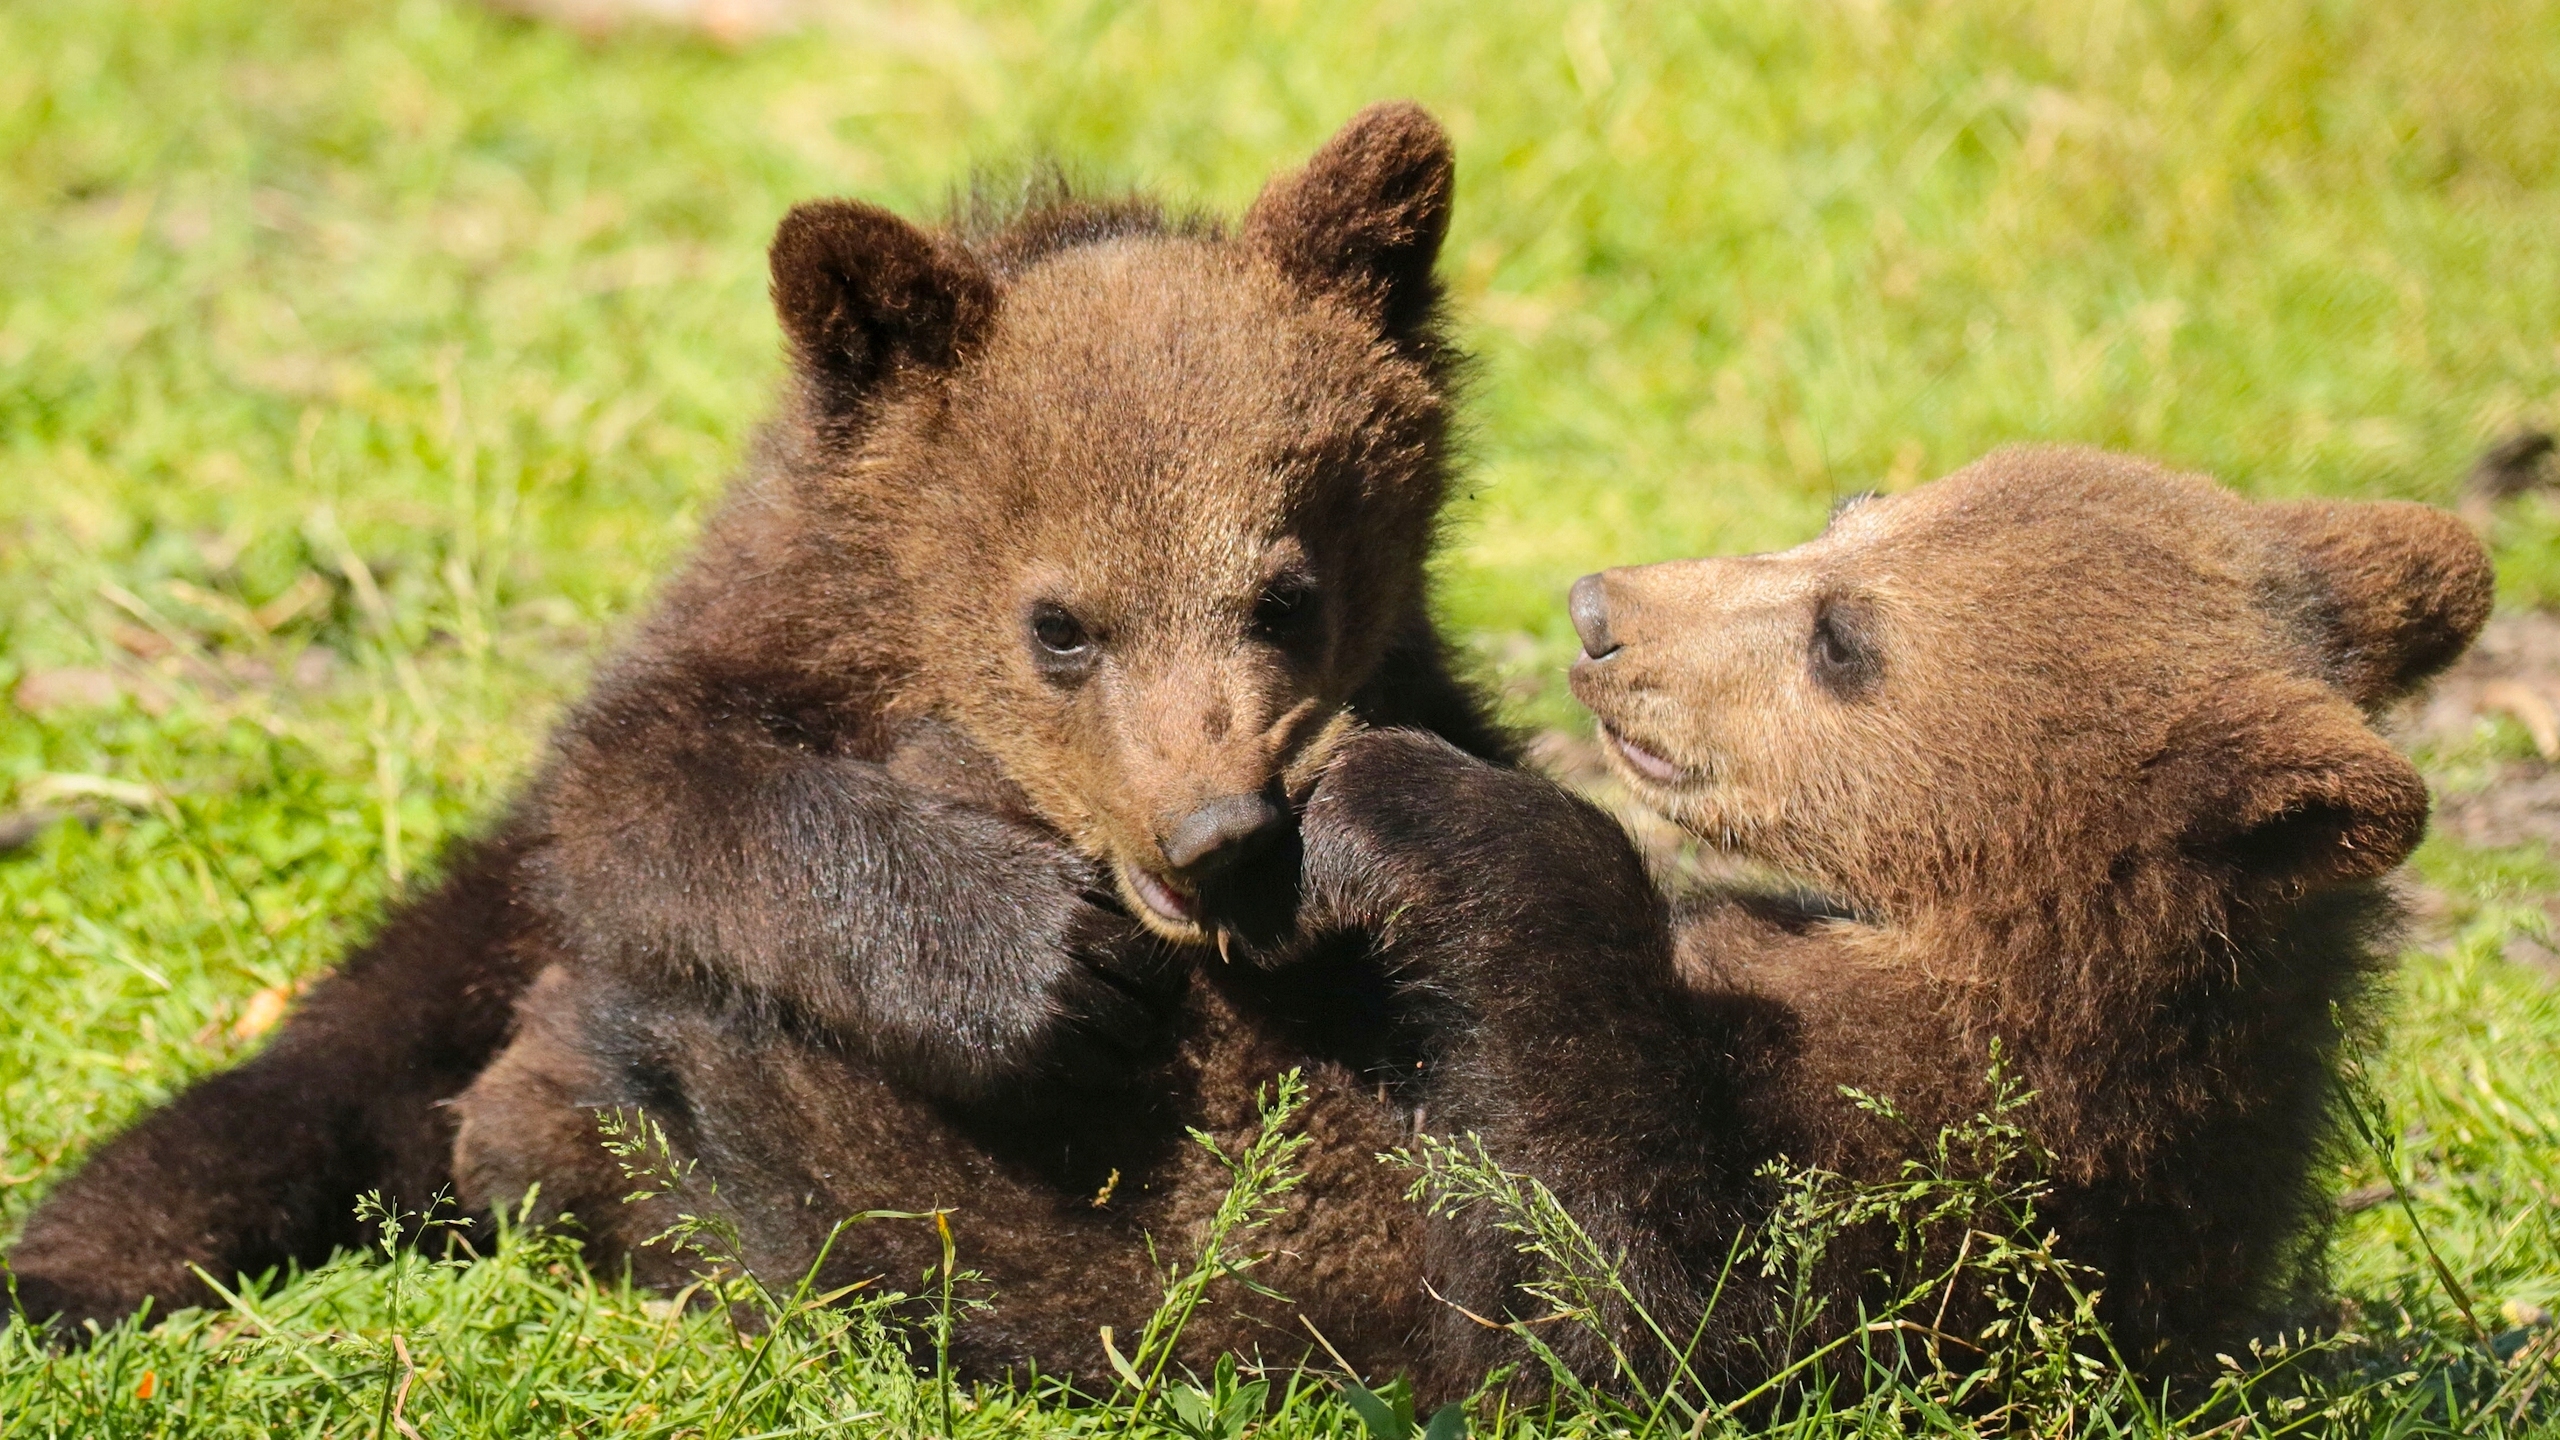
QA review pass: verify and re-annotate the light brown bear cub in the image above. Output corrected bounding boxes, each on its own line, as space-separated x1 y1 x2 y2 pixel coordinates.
1289 446 2489 1391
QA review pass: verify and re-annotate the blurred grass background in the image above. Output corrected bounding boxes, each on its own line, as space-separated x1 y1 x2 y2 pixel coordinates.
3 0 2559 1431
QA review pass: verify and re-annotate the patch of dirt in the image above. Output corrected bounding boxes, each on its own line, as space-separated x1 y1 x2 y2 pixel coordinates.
478 0 982 45
2437 769 2560 854
482 0 804 42
2353 601 2560 977
11 649 339 720
10 667 126 713
2410 608 2560 855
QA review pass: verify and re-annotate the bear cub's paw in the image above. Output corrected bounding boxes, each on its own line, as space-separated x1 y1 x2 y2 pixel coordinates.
1030 893 1187 1091
3 1270 135 1348
1299 730 1660 968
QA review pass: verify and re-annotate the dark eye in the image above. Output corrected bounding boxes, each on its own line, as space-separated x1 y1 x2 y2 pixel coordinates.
1032 608 1087 653
1808 596 1881 700
1028 602 1098 682
1252 575 1319 640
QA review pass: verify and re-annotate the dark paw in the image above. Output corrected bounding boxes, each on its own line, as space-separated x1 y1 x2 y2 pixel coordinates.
5 1271 137 1349
1030 900 1186 1090
1300 730 1529 925
1300 729 1656 946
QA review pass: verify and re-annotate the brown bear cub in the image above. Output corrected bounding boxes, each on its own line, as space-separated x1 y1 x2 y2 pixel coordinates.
1287 447 2489 1391
437 448 2484 1396
7 103 1510 1336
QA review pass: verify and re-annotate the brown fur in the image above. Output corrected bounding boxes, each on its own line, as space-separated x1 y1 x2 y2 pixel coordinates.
456 448 2485 1402
8 103 1510 1337
450 922 1447 1379
1291 447 2490 1389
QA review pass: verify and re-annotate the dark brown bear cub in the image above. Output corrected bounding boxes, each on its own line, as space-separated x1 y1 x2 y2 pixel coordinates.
8 103 1508 1336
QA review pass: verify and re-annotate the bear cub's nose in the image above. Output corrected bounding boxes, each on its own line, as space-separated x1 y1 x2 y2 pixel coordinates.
1569 574 1619 659
1162 791 1290 874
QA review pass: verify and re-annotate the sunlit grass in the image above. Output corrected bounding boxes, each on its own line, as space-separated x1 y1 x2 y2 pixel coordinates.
4 0 2558 1432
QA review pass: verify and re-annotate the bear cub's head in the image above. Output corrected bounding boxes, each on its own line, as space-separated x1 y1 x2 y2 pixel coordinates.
761 104 1462 943
1567 447 2492 930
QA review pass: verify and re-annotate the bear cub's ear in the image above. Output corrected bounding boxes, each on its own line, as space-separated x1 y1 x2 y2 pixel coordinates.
2169 673 2431 894
2259 499 2493 708
1245 101 1455 346
769 201 997 407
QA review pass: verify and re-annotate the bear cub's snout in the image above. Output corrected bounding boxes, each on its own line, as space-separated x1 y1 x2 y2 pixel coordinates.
1161 791 1291 874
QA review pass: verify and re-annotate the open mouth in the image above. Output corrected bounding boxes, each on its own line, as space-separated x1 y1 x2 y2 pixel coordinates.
1121 863 1201 931
1600 724 1689 787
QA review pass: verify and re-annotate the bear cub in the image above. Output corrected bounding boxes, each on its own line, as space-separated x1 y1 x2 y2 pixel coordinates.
8 102 1509 1337
1282 446 2491 1391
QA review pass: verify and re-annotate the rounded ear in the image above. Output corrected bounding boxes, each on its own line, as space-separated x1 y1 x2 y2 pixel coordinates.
2170 673 2431 892
2258 498 2492 706
768 200 996 408
1243 101 1454 346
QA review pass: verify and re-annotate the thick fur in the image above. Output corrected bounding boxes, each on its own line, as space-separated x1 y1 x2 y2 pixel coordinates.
1339 448 2492 1386
448 918 1449 1380
8 102 1511 1337
433 449 2481 1401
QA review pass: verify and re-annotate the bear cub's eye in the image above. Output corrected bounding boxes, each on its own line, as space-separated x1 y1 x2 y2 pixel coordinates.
1252 574 1319 641
1028 602 1098 681
1807 595 1881 700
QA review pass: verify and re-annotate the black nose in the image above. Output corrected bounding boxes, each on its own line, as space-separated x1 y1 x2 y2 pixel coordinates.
1569 573 1618 659
1162 792 1289 873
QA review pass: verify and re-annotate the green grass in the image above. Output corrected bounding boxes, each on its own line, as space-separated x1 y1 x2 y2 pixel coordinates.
4 0 2559 1432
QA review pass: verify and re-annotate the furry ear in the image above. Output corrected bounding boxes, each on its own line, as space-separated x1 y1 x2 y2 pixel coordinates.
2259 498 2492 707
768 200 996 406
2170 673 2431 892
1244 101 1454 344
